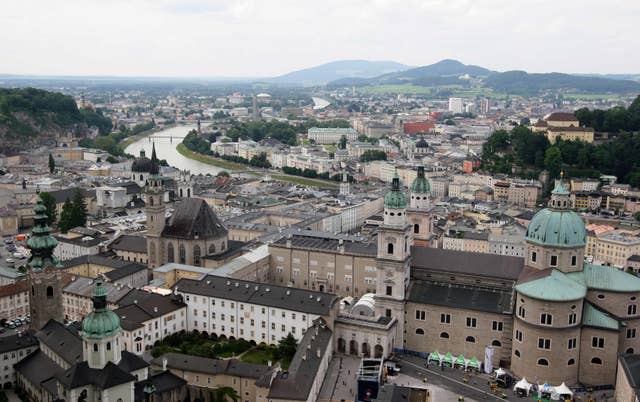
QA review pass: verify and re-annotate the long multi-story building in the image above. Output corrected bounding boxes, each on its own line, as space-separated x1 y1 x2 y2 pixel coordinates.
307 127 357 144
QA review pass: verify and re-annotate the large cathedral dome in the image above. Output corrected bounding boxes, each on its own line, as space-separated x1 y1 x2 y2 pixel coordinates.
525 181 586 248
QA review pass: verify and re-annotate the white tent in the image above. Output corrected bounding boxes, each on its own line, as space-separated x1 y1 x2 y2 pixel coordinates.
553 382 573 398
513 378 533 394
495 368 507 378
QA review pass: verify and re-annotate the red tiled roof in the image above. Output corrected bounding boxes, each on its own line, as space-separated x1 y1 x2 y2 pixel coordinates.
403 122 435 134
547 112 578 122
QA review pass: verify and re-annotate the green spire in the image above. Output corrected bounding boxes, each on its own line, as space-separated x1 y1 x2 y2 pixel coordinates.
410 165 430 194
26 196 61 271
384 172 407 209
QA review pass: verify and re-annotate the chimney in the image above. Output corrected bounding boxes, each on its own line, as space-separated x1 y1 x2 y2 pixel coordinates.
162 358 167 371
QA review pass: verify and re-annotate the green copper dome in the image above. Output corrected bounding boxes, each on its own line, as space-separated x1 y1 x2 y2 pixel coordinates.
525 180 585 248
384 173 407 209
82 278 121 339
410 165 430 194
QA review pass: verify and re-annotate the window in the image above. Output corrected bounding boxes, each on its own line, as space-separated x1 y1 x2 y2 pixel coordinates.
515 330 523 342
439 332 449 339
628 304 637 315
571 255 577 266
106 342 111 350
466 317 477 328
531 251 537 263
209 244 216 254
179 244 186 264
415 328 424 335
538 338 551 350
387 243 394 254
386 286 392 296
415 310 426 321
627 348 635 354
440 314 451 324
627 328 636 339
491 340 502 347
46 286 53 299
591 357 602 365
540 313 552 326
93 344 98 352
568 358 575 366
492 321 503 331
592 337 605 349
550 255 558 266
568 313 577 325
385 309 391 317
413 224 420 234
568 338 577 350
167 243 175 263
537 358 549 366
518 306 525 318
465 336 475 343
193 245 201 266
514 349 521 358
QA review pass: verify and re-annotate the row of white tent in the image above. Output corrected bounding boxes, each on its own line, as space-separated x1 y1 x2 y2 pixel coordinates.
513 376 573 399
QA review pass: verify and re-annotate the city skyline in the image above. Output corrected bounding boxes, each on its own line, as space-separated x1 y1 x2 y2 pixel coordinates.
2 0 640 77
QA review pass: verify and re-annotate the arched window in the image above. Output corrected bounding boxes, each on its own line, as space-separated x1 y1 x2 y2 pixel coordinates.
221 242 226 251
149 197 154 206
465 336 475 343
627 348 635 354
387 243 394 255
537 358 549 366
32 286 35 296
179 244 186 264
106 342 111 350
46 286 53 299
167 243 175 263
93 344 98 352
179 189 183 198
591 357 602 365
140 174 143 181
514 349 521 358
193 245 201 266
491 340 502 347
439 332 449 339
414 224 420 234
188 189 191 197
568 358 575 365
209 244 216 254
415 328 424 335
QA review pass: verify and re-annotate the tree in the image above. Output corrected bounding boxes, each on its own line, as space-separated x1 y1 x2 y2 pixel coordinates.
338 135 347 150
544 146 563 179
58 198 74 233
276 333 298 362
48 153 55 174
359 150 387 162
71 188 87 228
519 117 531 126
217 171 230 178
39 192 57 226
634 212 640 222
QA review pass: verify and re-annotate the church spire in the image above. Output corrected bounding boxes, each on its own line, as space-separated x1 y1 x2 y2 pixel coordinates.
26 197 61 271
150 142 160 176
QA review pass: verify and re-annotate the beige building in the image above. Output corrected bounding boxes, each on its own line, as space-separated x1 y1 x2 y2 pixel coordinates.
533 112 595 144
0 281 29 321
591 229 640 268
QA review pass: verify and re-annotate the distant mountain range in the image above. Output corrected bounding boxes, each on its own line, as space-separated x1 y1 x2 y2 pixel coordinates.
269 60 410 84
274 59 640 94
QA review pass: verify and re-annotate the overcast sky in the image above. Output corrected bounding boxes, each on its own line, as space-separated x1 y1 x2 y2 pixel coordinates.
2 0 639 77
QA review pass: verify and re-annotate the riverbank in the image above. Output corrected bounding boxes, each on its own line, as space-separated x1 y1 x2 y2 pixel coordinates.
118 124 178 152
177 144 339 188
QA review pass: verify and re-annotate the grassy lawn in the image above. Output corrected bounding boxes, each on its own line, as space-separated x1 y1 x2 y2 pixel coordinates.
562 93 625 100
271 174 338 189
240 347 291 370
176 143 246 170
359 85 437 95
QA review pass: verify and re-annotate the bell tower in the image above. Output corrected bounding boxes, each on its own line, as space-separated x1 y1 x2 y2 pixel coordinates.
81 278 122 369
375 173 411 349
27 197 64 331
146 144 166 269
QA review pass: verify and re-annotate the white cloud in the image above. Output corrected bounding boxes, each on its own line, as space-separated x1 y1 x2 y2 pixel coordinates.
1 0 639 76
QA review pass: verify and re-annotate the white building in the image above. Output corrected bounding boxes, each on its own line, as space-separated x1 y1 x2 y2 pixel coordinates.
307 128 357 145
448 97 464 114
175 275 339 345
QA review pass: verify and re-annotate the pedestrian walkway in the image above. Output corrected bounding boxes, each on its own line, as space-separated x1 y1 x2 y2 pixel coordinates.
318 355 361 402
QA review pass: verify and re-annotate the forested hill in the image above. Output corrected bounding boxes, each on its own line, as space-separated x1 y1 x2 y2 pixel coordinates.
0 87 111 154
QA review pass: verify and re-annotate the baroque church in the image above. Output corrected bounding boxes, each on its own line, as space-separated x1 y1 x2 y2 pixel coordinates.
15 197 187 402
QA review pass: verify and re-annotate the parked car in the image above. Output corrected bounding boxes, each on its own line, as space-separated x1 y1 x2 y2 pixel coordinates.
5 259 14 264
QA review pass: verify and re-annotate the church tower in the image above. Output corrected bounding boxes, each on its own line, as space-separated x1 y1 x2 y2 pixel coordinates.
375 173 411 348
407 165 433 247
177 170 193 198
339 172 350 196
81 278 122 368
146 144 166 269
26 197 64 331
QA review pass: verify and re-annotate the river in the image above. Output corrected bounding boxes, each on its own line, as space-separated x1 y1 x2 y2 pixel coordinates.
124 125 224 175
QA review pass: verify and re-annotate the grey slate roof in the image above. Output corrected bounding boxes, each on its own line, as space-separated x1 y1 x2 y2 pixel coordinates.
175 275 339 316
109 235 148 254
410 246 524 281
35 320 82 366
0 332 38 354
162 198 228 240
60 361 135 389
134 370 186 400
64 276 132 304
268 318 333 400
63 255 147 282
619 354 640 392
153 353 271 379
14 350 63 391
271 234 377 256
407 280 514 315
47 187 95 204
117 350 150 373
374 384 429 402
